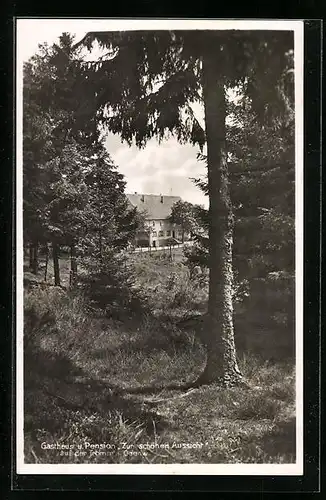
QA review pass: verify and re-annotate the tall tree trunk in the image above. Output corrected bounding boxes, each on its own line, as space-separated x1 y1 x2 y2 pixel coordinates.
195 53 242 387
99 228 103 265
70 243 77 288
44 243 49 282
29 244 33 270
31 242 39 275
52 241 61 286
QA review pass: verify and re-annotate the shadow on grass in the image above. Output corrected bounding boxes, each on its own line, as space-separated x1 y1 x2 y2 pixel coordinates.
24 344 170 445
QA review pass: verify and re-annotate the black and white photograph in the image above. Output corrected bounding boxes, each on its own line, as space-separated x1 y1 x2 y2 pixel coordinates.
16 19 304 475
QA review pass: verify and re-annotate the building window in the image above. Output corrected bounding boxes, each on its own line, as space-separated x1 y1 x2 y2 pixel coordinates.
152 221 155 226
166 230 171 237
158 230 164 237
152 231 157 237
159 221 162 227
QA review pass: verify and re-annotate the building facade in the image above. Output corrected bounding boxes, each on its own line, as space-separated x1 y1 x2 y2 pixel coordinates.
126 193 188 248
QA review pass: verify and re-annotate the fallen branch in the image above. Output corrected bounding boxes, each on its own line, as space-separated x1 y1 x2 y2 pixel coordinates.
143 388 197 406
117 380 196 395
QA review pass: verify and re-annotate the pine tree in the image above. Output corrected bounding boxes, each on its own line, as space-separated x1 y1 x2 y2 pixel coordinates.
23 33 99 281
80 149 139 262
190 91 295 281
77 150 140 313
185 88 295 355
75 29 294 386
23 34 139 287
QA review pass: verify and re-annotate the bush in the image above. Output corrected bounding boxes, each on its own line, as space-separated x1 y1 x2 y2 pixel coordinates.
164 271 208 311
129 254 208 316
142 269 208 315
80 252 147 319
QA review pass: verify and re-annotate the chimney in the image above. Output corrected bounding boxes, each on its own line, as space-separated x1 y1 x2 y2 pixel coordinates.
160 195 163 203
134 191 137 194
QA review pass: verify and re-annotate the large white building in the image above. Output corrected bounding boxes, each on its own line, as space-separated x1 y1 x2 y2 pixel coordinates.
126 193 188 247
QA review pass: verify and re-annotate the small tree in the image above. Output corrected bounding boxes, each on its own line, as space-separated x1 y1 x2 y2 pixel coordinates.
169 200 202 243
77 150 140 310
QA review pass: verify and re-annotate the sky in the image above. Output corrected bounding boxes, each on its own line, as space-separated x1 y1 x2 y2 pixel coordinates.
17 19 209 207
17 18 301 209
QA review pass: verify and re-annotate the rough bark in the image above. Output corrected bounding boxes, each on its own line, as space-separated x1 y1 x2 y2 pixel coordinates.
31 242 39 275
44 243 49 282
29 244 33 269
195 52 242 387
52 241 61 286
70 243 78 288
99 228 103 264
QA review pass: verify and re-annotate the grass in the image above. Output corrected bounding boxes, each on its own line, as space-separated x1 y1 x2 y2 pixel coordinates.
23 252 296 465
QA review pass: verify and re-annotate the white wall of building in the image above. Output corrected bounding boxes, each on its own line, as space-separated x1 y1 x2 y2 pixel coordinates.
147 219 185 246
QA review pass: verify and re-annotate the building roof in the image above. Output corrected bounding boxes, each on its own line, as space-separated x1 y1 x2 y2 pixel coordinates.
126 193 181 220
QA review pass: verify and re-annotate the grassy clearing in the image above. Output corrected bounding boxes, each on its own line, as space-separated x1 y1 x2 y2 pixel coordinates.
23 252 296 464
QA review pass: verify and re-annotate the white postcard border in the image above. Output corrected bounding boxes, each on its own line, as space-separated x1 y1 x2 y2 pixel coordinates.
16 18 304 476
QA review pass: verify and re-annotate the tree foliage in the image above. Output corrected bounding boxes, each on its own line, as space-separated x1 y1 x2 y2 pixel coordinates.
75 30 293 148
169 200 203 242
189 91 295 280
74 28 294 386
23 33 139 285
